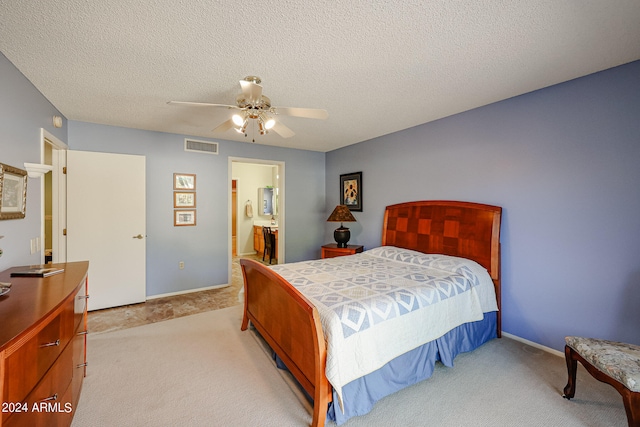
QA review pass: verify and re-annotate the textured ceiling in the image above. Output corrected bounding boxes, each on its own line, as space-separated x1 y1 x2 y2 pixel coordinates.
1 1 640 152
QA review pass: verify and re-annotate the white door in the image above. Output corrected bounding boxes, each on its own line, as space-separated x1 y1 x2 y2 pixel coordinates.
67 151 146 311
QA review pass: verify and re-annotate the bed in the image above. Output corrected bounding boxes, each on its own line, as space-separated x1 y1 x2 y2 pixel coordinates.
240 200 502 426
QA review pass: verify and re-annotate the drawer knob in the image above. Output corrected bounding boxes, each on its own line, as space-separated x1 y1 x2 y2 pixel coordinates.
40 393 58 402
40 339 60 348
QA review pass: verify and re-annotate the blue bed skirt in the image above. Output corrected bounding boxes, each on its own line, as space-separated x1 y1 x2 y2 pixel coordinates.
327 311 497 425
273 311 497 426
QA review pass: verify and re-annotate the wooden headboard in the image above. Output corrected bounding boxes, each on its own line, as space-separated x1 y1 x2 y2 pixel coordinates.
382 200 502 334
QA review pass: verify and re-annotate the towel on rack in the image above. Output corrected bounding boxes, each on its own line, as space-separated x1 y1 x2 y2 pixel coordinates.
245 201 253 218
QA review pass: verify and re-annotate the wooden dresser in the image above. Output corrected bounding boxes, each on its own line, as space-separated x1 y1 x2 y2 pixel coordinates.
0 261 89 427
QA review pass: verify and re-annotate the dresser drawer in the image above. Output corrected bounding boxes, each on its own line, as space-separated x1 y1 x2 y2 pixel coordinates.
4 338 75 427
2 298 75 407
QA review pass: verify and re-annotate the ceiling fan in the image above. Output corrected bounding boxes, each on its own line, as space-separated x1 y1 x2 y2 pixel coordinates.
168 76 328 139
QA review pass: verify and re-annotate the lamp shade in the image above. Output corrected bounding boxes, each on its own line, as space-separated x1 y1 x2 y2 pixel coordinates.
327 205 356 248
326 205 356 223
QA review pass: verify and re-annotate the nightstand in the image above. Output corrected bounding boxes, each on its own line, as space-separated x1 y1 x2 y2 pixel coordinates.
321 243 364 259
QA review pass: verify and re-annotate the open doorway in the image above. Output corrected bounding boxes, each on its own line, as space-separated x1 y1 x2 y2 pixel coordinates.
41 129 67 265
228 157 284 286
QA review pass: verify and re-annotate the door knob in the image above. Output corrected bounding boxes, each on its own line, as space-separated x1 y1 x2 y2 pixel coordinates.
133 234 144 239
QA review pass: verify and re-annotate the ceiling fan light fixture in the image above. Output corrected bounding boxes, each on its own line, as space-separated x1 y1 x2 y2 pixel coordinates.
235 118 248 134
232 114 245 126
264 117 275 129
258 117 268 135
258 113 275 130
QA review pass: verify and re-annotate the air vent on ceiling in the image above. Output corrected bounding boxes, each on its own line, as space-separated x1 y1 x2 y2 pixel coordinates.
184 138 219 155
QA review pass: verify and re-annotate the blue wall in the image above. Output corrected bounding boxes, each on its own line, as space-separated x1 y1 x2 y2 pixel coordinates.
0 52 66 268
67 122 326 297
325 60 640 351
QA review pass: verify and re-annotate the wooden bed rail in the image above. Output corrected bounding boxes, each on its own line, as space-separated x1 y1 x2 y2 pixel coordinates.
240 258 331 427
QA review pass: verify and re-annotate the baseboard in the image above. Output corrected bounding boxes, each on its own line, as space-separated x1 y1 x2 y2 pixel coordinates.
502 332 564 358
146 283 229 300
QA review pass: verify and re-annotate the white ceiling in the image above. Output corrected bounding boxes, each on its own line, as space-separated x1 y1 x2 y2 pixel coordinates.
2 1 640 152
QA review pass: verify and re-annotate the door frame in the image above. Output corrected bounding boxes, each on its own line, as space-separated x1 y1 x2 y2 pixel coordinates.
41 128 68 264
228 157 285 284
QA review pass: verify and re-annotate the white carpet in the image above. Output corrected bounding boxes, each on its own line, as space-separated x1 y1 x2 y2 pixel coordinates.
72 305 628 426
72 305 311 426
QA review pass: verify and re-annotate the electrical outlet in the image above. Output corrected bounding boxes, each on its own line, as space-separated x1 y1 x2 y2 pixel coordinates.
30 238 36 254
179 261 184 270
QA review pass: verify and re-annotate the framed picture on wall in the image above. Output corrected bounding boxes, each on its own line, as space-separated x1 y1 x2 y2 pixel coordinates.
174 210 196 226
340 171 362 211
174 173 196 190
174 192 196 208
0 163 28 220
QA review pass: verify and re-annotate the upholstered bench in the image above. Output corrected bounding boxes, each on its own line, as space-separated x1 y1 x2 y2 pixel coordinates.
563 336 640 427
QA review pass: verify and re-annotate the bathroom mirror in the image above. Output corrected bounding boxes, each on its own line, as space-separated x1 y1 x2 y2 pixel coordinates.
259 187 274 215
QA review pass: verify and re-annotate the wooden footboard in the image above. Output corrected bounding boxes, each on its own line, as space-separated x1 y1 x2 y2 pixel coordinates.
240 258 331 427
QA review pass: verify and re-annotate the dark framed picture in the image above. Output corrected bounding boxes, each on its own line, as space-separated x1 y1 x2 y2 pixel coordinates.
340 171 362 211
0 163 28 220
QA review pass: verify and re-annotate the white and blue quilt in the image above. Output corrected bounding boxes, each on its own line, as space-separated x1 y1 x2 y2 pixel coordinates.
270 246 498 411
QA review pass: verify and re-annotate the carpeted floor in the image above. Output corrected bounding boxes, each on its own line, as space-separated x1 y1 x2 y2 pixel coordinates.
71 305 628 427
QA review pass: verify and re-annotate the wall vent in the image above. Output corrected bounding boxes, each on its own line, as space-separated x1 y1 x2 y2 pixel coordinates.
184 139 219 155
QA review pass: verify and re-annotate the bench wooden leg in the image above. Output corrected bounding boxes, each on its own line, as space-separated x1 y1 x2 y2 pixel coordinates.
563 345 577 399
563 344 640 427
621 389 640 427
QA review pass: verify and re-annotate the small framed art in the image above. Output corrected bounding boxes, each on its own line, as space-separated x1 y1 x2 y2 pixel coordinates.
174 173 196 190
174 210 196 226
0 163 28 220
174 192 196 208
340 171 362 211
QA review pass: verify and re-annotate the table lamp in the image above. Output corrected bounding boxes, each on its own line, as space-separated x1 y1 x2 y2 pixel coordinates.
327 205 357 248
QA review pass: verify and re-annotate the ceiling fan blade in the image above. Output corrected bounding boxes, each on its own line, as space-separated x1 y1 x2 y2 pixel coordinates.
271 121 295 138
212 118 235 133
272 106 328 120
239 80 263 104
167 101 240 110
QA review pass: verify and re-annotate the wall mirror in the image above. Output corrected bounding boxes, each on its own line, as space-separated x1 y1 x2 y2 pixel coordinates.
259 187 274 215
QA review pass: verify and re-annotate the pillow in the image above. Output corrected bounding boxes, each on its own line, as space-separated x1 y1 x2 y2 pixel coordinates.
365 246 488 286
